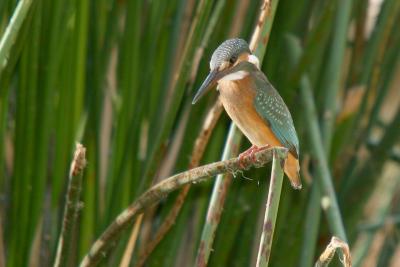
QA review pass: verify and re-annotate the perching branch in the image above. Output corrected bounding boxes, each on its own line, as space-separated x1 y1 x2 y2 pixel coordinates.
54 143 87 267
79 147 285 267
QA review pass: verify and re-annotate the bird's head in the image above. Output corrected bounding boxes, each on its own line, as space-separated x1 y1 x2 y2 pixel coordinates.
192 38 260 104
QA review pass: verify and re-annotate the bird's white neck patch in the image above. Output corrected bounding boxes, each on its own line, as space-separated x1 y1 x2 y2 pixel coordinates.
219 70 248 81
248 54 260 68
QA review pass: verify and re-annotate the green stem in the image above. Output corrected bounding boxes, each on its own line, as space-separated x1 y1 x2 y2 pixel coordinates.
299 182 321 267
300 75 347 241
0 0 33 76
256 149 286 267
320 0 352 152
286 34 347 241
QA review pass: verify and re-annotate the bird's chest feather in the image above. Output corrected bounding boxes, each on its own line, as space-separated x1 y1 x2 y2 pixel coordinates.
218 78 281 147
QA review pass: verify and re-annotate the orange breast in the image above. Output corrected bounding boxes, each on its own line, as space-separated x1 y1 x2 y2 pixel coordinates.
218 77 282 148
218 77 301 189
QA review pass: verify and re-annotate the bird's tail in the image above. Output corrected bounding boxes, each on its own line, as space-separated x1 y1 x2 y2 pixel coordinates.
284 154 302 190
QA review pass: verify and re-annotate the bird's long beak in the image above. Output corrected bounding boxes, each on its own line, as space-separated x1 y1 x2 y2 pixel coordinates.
192 69 220 104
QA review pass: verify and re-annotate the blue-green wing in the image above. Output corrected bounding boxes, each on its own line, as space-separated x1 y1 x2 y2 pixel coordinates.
252 71 299 158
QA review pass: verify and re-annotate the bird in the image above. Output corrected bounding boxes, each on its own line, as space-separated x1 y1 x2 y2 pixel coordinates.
192 38 301 189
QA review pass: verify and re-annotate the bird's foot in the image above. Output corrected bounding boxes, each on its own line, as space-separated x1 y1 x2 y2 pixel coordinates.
238 145 270 169
238 145 258 169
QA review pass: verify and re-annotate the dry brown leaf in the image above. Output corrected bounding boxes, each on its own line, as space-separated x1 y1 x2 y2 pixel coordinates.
315 236 352 267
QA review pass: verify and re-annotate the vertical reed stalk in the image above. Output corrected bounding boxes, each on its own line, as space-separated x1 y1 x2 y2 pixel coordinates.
54 144 87 267
256 149 286 267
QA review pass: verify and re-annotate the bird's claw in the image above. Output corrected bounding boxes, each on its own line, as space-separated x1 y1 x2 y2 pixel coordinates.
238 145 256 169
238 145 271 169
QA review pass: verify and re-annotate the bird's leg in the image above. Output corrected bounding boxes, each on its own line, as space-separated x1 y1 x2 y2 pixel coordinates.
249 144 271 163
238 144 271 169
238 145 258 169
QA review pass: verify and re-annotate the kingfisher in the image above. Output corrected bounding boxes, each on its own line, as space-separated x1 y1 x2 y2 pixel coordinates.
192 38 301 189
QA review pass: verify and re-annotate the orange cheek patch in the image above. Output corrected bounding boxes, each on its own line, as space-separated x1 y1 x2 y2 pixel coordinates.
218 61 230 71
235 52 251 65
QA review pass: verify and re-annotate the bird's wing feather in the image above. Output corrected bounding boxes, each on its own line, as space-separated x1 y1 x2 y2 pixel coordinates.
252 71 299 158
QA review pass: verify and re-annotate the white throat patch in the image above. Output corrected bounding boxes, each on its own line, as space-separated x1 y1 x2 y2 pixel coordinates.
248 54 260 68
219 71 248 81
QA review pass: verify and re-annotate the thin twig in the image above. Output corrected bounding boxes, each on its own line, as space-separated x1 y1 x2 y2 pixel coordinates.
119 214 144 267
256 149 286 267
249 0 279 58
54 143 87 267
315 236 352 267
79 147 285 267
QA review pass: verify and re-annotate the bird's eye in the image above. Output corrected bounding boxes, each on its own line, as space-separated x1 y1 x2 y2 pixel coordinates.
229 55 237 64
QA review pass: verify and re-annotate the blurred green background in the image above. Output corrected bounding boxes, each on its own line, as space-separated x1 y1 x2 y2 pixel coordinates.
0 0 399 266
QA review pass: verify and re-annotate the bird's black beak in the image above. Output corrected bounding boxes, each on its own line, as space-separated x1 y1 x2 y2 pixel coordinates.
192 69 220 104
